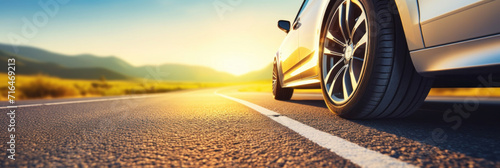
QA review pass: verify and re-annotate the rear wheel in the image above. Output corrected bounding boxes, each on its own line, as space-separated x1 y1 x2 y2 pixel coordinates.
319 0 433 119
273 61 293 100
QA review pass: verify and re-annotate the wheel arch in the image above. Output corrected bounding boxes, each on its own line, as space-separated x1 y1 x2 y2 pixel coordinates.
393 0 425 50
322 0 425 51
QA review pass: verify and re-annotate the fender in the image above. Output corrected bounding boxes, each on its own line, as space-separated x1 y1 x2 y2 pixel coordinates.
393 0 425 50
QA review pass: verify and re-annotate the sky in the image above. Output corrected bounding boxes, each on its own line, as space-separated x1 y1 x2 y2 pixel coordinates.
0 0 304 76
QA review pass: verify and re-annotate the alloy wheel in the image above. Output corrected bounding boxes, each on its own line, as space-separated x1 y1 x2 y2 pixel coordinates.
322 0 368 104
272 63 278 94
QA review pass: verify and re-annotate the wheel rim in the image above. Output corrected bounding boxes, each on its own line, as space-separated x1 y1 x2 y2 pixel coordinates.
322 0 368 104
272 64 278 94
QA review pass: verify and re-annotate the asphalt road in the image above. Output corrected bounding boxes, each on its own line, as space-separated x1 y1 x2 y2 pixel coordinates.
0 87 499 167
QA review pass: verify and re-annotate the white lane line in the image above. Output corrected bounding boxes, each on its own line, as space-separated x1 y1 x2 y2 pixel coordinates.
216 92 417 168
217 93 281 116
0 95 163 109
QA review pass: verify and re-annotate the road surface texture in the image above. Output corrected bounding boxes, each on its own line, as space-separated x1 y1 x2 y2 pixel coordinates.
1 86 499 167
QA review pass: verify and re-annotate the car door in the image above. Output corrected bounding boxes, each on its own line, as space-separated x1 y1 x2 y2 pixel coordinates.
296 0 323 79
419 0 500 47
279 1 309 84
279 22 301 84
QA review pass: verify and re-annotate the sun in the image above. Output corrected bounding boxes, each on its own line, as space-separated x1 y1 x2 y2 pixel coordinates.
213 54 258 76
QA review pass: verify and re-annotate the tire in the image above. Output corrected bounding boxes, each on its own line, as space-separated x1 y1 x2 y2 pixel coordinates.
319 0 433 119
273 61 294 100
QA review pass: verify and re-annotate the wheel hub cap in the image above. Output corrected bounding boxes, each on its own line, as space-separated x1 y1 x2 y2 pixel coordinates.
344 43 354 62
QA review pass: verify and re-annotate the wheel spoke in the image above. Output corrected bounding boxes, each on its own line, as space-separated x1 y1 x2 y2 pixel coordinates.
337 5 348 42
326 32 346 46
345 0 352 37
274 66 278 77
351 0 362 6
328 65 347 96
351 13 365 39
324 58 344 88
352 57 364 61
349 63 358 88
324 48 344 57
353 33 367 53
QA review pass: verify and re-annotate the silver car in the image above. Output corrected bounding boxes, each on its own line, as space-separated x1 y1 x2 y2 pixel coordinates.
273 0 500 119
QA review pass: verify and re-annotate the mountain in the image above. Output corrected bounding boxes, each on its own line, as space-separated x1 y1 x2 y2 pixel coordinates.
0 43 272 82
0 44 136 75
0 50 130 80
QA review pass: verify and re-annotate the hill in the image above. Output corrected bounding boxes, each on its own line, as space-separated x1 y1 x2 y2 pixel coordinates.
0 43 271 82
237 64 272 82
0 50 130 80
0 44 136 74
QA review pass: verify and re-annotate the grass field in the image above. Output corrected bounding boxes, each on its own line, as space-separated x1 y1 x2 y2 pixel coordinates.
0 74 232 100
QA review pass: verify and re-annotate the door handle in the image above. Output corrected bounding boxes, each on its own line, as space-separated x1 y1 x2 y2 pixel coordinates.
293 18 302 30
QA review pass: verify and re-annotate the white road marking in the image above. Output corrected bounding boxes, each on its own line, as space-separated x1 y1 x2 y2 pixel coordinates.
216 92 417 168
0 95 163 109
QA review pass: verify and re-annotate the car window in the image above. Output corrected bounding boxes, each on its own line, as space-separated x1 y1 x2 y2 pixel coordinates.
294 0 310 22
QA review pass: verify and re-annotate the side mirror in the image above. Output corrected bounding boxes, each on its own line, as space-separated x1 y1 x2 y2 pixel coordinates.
278 20 291 33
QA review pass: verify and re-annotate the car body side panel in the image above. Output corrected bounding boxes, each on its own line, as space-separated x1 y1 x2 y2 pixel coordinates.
281 0 330 88
411 33 500 76
419 0 500 47
295 0 329 80
277 26 301 84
